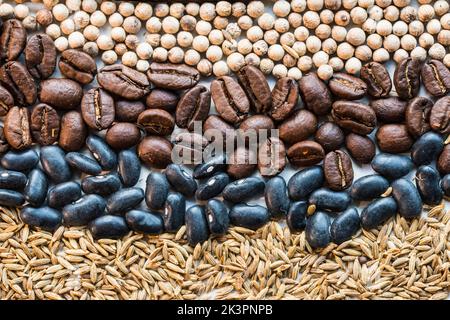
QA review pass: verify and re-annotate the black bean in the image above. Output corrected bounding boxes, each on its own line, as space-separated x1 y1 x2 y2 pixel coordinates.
185 205 209 246
1 149 39 172
20 206 62 231
65 152 102 175
205 199 229 235
81 174 121 196
40 146 71 183
265 176 290 219
410 132 444 166
361 197 397 230
222 177 265 203
371 153 413 180
350 175 390 201
330 207 361 244
106 187 144 215
47 181 82 208
0 170 27 190
145 172 169 210
193 154 227 179
118 149 141 187
86 134 117 170
24 169 47 207
163 192 186 232
415 166 443 206
125 209 164 234
288 166 324 200
62 194 106 226
0 189 24 206
195 172 229 201
165 164 197 197
391 178 423 218
305 211 331 249
309 188 351 212
286 201 307 232
89 215 129 239
441 175 450 197
229 204 269 230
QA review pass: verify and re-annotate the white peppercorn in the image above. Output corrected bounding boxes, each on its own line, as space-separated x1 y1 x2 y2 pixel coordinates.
264 30 280 45
125 35 139 50
313 51 329 67
168 47 184 64
343 0 358 9
160 34 176 49
136 42 153 60
179 16 196 32
322 38 337 54
114 43 127 56
400 34 417 50
376 0 392 8
355 45 372 61
280 33 295 47
97 34 114 51
418 0 433 4
153 47 168 62
418 4 435 22
303 11 321 29
82 0 98 14
294 26 309 41
291 0 307 13
222 39 238 55
283 54 296 68
193 36 209 53
177 31 193 48
409 20 424 36
369 5 384 21
442 13 450 30
384 5 400 22
429 43 446 60
347 27 366 46
90 10 106 27
419 32 434 48
83 25 100 41
225 23 241 39
335 10 351 26
377 20 393 36
216 1 232 17
272 64 288 78
73 11 90 29
247 1 264 18
184 49 201 66
362 18 377 33
443 54 450 68
59 18 74 35
400 6 417 23
136 60 150 73
287 67 302 80
213 16 229 30
367 33 383 49
102 50 117 65
52 4 69 22
329 57 345 71
54 36 68 52
316 24 332 40
161 16 179 34
274 18 290 33
170 3 185 19
320 9 334 24
434 1 449 16
145 34 160 47
372 48 390 62
153 4 168 18
257 13 275 30
227 52 246 72
437 30 450 45
392 21 408 35
237 15 253 30
0 3 14 18
383 34 400 52
46 24 61 40
393 0 410 8
293 41 307 56
212 60 228 77
196 20 212 36
351 7 368 25
22 15 37 31
83 41 98 57
247 26 264 42
288 13 303 28
359 0 375 8
100 1 116 16
337 42 355 60
273 0 291 17
232 2 246 18
267 44 285 61
14 4 29 20
259 58 274 74
393 48 409 63
410 46 427 61
208 30 224 45
306 36 322 53
298 56 313 72
331 26 347 42
317 64 334 80
245 53 261 67
426 19 441 34
199 3 216 21
237 39 253 54
253 40 268 56
122 51 138 67
122 16 141 34
36 9 53 26
206 45 223 62
186 3 200 16
109 13 124 27
110 27 125 42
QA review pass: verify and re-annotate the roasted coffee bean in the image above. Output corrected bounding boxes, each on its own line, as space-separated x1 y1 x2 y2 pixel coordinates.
0 170 27 190
430 96 450 135
345 133 376 164
63 194 106 226
309 188 351 213
0 189 24 206
0 61 37 106
360 62 392 98
20 206 62 231
257 137 286 177
59 49 96 84
145 172 169 210
59 111 87 152
30 103 60 146
421 59 450 97
81 174 121 196
40 146 71 183
441 175 450 197
371 153 413 180
138 109 174 136
269 77 298 121
0 125 8 154
361 197 397 230
47 181 81 208
118 149 141 187
298 72 332 115
329 72 367 100
185 205 209 245
314 122 345 152
288 166 324 200
193 154 227 179
165 164 197 197
105 123 141 150
138 136 172 169
376 124 413 153
205 199 229 235
81 88 115 130
0 19 26 61
86 135 117 170
115 100 145 122
279 109 317 145
405 97 433 138
265 176 290 219
0 84 14 116
163 192 186 232
89 215 129 239
195 172 229 201
370 97 407 123
332 101 377 135
222 177 265 203
39 78 82 110
416 166 443 206
24 169 47 207
286 201 307 232
287 141 325 167
391 179 423 218
25 34 56 79
125 210 164 234
66 152 102 175
229 203 269 230
437 144 450 175
147 62 199 90
107 187 144 215
411 132 444 166
350 175 390 201
394 58 421 100
330 208 360 244
176 85 211 131
1 149 38 171
237 65 272 114
238 115 275 144
203 114 236 145
227 147 257 179
3 106 31 150
145 88 179 112
323 150 353 191
306 211 331 249
98 64 150 100
171 132 208 164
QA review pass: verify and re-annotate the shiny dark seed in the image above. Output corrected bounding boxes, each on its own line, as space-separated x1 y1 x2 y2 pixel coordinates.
0 170 27 190
86 135 117 170
193 154 227 179
47 181 82 208
350 175 390 201
361 197 397 230
106 187 144 215
330 208 361 244
163 192 186 232
441 175 450 197
24 169 47 207
371 153 413 180
65 152 102 175
410 132 444 166
222 177 265 203
309 188 351 212
125 210 164 234
205 199 229 235
40 146 71 183
118 149 141 187
229 204 269 230
145 172 169 210
185 205 209 246
415 166 443 206
265 176 290 219
288 166 324 200
20 206 62 231
305 211 331 249
391 179 423 218
195 172 229 201
62 194 106 226
286 201 307 232
1 149 38 171
165 164 197 197
89 215 129 239
81 174 121 196
0 189 24 206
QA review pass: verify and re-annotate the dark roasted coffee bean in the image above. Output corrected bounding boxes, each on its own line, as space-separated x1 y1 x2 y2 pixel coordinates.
0 61 36 106
203 114 236 146
269 77 298 121
279 109 317 145
145 88 179 112
59 49 96 84
47 181 81 208
430 96 450 135
40 146 71 183
205 199 229 235
0 84 14 116
329 72 367 100
185 205 209 246
25 33 56 79
411 132 444 166
286 201 307 232
229 203 269 230
30 103 60 146
24 169 47 207
0 189 24 206
39 78 82 110
371 153 413 180
89 215 129 239
287 140 325 167
163 192 186 232
63 194 106 226
107 187 144 215
0 170 27 190
351 175 390 201
288 166 324 200
118 149 141 187
81 88 115 130
438 144 450 175
125 210 164 234
65 152 102 175
147 62 199 90
59 111 87 152
257 137 286 177
441 175 450 197
222 177 265 203
237 65 272 113
20 206 62 231
81 174 121 196
105 123 141 150
391 178 423 218
138 136 172 169
171 132 208 164
138 109 175 136
345 133 376 164
145 172 169 211
227 147 257 179
98 64 150 100
394 58 421 100
265 176 290 219
0 124 8 154
331 208 360 244
298 72 332 115
165 164 197 197
376 124 413 153
306 211 331 249
323 150 353 191
332 101 377 135
314 122 345 152
176 85 211 131
309 188 351 212
238 114 275 143
421 59 450 97
1 149 38 171
115 100 145 122
0 19 26 61
416 166 443 206
195 172 229 201
360 62 392 98
3 106 31 150
193 154 227 179
361 197 397 230
405 97 433 138
86 135 117 170
370 97 407 123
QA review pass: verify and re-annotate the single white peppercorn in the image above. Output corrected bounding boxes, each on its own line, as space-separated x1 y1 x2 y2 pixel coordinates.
320 9 334 24
68 31 85 49
355 45 373 61
351 7 368 25
273 0 291 17
177 31 193 48
245 53 261 67
170 3 185 19
400 6 417 23
335 10 351 26
52 4 69 22
146 17 161 33
369 5 384 21
36 9 53 26
54 36 68 52
383 34 401 52
168 47 184 64
83 41 98 57
208 30 224 45
192 35 209 53
206 45 223 62
426 19 441 34
372 48 390 62
410 47 427 61
331 26 347 42
152 47 168 62
376 0 392 8
306 36 322 53
145 34 160 47
227 52 246 72
136 42 153 60
418 0 433 4
222 39 238 55
384 5 400 22
437 30 450 45
291 0 307 13
114 43 127 56
225 23 242 39
393 21 408 35
313 51 329 67
267 44 285 61
102 50 118 65
337 42 355 60
393 48 409 63
110 27 126 42
429 43 446 59
237 15 253 30
294 26 309 41
82 0 98 13
419 32 434 48
122 51 138 67
274 18 290 33
0 3 14 18
322 38 337 54
199 3 216 21
288 13 303 28
97 35 114 51
14 4 29 20
287 67 302 80
264 30 280 45
347 27 366 46
282 53 296 67
125 35 139 50
22 16 37 31
73 11 90 29
329 57 345 71
272 64 288 78
100 1 116 16
46 24 61 40
343 0 358 10
106 12 122 27
359 0 375 8
409 20 424 36
83 25 99 41
434 1 449 16
377 20 393 36
160 34 176 49
393 0 410 8
418 4 435 22
298 56 313 72
123 16 141 34
180 15 197 31
367 33 383 49
362 18 377 34
162 16 180 34
232 2 246 18
136 60 150 73
196 20 212 36
443 54 450 68
60 18 75 35
257 13 274 30
259 58 274 74
401 34 417 50
212 60 229 77
293 41 307 56
247 26 264 42
184 49 201 66
186 3 200 16
316 24 332 40
237 39 253 54
280 33 295 46
253 40 268 56
317 64 334 80
303 11 321 29
118 2 135 17
441 13 450 30
216 1 232 17
247 1 264 18
90 10 106 27
213 16 229 30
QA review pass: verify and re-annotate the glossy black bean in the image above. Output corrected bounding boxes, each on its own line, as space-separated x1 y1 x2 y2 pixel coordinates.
165 164 197 197
40 146 71 183
86 135 117 170
185 205 209 246
125 210 164 234
371 153 413 180
118 149 141 187
222 177 265 203
193 154 227 179
410 132 444 166
391 179 423 218
1 149 39 171
361 197 397 230
205 199 229 235
265 176 290 219
441 175 450 197
89 215 129 239
106 187 144 215
20 206 62 231
305 211 331 249
330 208 361 244
24 169 47 207
0 170 27 190
229 204 269 230
0 189 24 206
62 194 106 226
415 166 443 206
47 181 82 208
145 172 169 210
195 172 229 201
81 174 121 196
309 188 351 212
163 192 186 232
350 175 390 201
286 201 307 232
65 152 102 175
288 166 324 200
